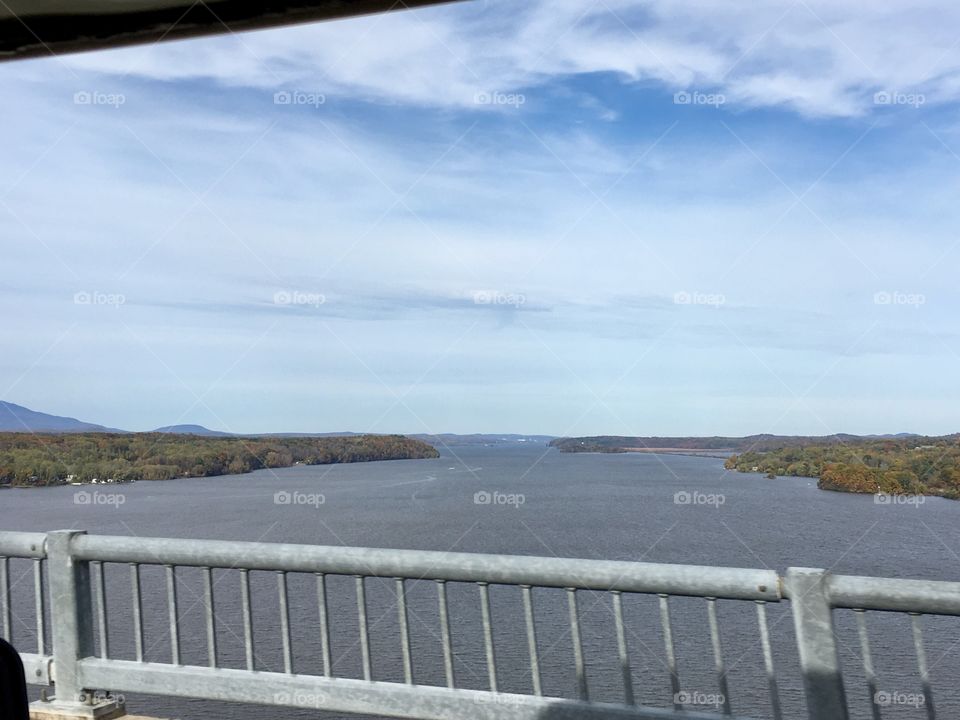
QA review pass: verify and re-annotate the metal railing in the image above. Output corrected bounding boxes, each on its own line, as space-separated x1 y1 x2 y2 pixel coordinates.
0 529 955 720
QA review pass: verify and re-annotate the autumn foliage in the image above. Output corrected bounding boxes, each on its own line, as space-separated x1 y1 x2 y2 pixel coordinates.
0 433 439 487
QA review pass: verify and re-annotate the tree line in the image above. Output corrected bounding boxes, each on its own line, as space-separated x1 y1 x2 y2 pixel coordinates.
724 437 960 499
0 433 440 487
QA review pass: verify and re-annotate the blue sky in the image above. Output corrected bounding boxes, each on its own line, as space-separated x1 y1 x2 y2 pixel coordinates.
1 0 959 436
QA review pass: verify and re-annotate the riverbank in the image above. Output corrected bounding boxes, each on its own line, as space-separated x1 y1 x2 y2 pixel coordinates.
0 432 439 488
551 433 960 500
725 439 960 500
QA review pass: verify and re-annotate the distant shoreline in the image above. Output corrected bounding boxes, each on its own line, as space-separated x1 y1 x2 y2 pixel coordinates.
620 448 734 458
553 434 960 500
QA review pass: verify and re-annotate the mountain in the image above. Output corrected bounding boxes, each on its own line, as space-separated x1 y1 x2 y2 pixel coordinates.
0 401 123 433
0 404 556 441
0 403 555 441
152 424 231 436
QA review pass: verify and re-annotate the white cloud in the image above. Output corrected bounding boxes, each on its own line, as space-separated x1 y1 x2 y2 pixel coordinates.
4 3 960 433
49 0 960 117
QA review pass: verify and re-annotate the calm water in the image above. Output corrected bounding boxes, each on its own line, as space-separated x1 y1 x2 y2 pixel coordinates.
1 445 956 719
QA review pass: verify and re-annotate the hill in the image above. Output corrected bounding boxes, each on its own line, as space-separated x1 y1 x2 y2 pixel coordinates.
0 401 123 433
0 402 553 443
153 424 231 436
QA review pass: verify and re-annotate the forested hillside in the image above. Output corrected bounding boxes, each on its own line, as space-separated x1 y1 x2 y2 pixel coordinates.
0 433 439 487
725 437 960 499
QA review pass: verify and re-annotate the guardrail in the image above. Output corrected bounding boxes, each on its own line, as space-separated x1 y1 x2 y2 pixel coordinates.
0 532 52 689
0 529 953 719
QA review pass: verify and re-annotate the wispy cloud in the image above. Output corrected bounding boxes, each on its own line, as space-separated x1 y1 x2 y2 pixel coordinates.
53 0 960 117
1 2 959 434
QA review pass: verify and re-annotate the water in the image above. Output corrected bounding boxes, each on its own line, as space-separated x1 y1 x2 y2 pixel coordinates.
1 445 956 719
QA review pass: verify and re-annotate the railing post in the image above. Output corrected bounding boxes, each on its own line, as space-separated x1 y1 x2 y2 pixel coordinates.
785 568 849 720
31 530 123 720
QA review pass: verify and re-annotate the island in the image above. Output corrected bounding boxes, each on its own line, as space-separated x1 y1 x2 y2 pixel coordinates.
0 432 439 487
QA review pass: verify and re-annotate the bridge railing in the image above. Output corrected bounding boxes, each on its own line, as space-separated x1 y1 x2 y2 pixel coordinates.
0 529 953 720
0 531 51 688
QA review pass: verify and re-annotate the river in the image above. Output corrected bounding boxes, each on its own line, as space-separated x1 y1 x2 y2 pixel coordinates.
1 444 954 719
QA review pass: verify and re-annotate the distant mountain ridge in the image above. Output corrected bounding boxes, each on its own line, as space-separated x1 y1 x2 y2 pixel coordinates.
0 401 556 442
3 401 929 446
0 401 123 433
549 433 935 454
153 424 231 437
411 433 555 446
0 401 230 435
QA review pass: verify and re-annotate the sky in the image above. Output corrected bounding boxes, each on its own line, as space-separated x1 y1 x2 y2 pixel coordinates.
1 0 960 436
